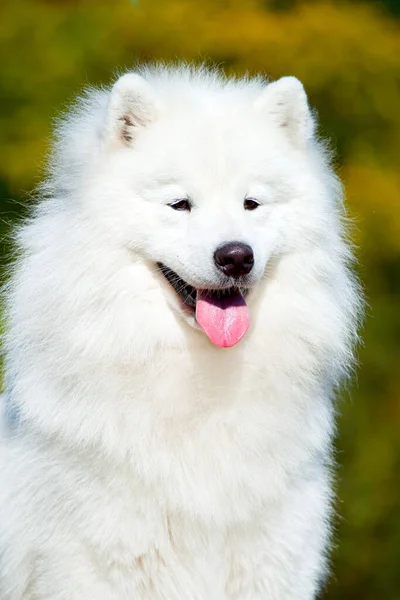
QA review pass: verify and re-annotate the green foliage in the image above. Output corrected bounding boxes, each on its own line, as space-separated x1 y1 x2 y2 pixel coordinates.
0 0 399 597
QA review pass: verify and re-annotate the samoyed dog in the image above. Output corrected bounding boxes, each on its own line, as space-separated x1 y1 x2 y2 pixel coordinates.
0 65 361 599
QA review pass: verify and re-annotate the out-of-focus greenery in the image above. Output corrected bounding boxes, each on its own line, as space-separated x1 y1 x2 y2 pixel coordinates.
0 0 399 598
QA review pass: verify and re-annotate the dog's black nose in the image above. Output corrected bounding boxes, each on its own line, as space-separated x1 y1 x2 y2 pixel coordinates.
214 242 254 279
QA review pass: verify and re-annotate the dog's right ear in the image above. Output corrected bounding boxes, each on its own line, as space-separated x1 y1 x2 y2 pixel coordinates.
106 73 159 148
255 77 313 149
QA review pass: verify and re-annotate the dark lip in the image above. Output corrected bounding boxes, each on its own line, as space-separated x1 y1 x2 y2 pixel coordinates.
157 262 249 311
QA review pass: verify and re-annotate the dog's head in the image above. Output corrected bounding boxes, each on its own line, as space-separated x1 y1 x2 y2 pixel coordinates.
79 67 334 348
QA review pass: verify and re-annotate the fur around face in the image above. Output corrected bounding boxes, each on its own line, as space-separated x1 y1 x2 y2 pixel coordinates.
0 64 361 599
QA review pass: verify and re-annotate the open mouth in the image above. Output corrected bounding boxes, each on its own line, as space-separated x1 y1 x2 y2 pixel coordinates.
157 262 250 348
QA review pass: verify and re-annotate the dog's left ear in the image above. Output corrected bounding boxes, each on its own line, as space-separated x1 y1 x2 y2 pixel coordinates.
106 73 159 148
255 77 313 148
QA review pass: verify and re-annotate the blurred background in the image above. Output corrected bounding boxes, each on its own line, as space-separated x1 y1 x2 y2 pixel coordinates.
0 0 399 597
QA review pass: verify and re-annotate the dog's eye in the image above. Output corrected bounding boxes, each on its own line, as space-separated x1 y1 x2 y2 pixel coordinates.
169 199 191 212
244 198 260 211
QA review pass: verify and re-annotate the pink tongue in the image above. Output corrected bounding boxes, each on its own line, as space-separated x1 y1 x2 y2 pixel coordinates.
196 289 250 348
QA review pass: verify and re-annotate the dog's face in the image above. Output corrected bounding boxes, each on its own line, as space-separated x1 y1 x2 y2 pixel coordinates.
93 71 323 347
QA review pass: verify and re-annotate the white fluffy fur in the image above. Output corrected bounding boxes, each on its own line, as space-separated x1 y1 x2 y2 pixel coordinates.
0 64 361 599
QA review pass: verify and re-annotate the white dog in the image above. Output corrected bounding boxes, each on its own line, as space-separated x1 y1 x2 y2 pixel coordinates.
0 65 361 599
